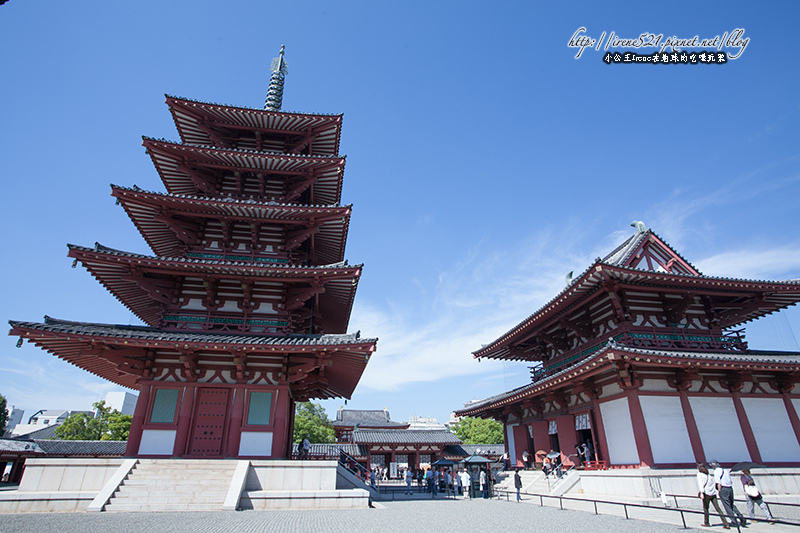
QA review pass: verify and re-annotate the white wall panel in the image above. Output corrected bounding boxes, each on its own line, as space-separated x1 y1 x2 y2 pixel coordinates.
742 397 800 462
689 396 750 462
599 397 639 465
239 431 274 456
639 395 695 464
138 429 177 455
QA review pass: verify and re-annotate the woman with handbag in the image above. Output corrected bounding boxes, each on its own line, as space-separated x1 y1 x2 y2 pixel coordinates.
740 469 774 523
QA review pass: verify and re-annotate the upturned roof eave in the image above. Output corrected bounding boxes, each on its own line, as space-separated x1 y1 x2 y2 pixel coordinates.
473 261 800 360
458 345 800 417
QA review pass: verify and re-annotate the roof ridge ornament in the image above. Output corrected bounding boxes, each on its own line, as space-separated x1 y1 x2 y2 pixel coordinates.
631 220 647 233
264 45 289 111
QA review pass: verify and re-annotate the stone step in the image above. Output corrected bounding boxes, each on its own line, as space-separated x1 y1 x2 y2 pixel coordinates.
122 470 233 483
105 502 224 512
115 487 228 498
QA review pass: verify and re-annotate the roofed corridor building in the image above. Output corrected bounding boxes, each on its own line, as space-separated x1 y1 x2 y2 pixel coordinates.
457 223 800 469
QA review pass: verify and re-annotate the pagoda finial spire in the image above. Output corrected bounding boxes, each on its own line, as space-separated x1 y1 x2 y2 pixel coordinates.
264 45 289 111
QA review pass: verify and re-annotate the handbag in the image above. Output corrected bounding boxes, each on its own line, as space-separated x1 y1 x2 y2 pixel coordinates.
744 484 760 498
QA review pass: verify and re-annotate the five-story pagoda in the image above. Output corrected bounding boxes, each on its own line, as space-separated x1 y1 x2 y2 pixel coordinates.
9 47 377 459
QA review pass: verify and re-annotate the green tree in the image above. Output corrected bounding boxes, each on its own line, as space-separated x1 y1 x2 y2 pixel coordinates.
0 394 8 436
451 416 504 444
292 402 334 444
54 401 132 441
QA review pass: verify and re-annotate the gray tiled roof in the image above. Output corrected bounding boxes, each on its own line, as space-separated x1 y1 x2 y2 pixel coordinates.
0 439 45 454
333 409 408 428
443 444 505 457
11 317 377 347
290 442 366 458
352 430 461 445
34 440 127 456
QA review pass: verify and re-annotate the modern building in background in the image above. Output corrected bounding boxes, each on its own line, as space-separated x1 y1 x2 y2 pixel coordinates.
103 392 138 416
458 223 800 469
9 47 377 460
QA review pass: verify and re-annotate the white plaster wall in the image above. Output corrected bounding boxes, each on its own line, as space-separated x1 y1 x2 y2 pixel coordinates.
689 396 750 462
639 379 674 393
138 429 177 455
742 397 800 462
599 397 639 465
239 431 274 456
506 423 517 467
639 395 694 464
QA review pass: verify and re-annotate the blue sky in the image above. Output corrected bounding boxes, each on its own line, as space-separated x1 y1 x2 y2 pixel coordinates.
2 1 798 426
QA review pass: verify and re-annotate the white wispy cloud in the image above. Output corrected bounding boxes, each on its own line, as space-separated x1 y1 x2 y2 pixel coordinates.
696 246 800 280
350 224 600 391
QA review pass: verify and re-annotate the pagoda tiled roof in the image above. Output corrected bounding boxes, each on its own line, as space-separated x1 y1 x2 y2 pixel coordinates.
10 316 377 346
351 430 462 445
111 184 351 264
9 317 378 396
474 229 800 360
142 138 345 205
457 345 800 416
165 95 343 156
67 243 361 332
333 409 409 428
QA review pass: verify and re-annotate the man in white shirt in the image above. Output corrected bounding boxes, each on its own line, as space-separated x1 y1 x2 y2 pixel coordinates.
710 459 747 528
697 462 729 528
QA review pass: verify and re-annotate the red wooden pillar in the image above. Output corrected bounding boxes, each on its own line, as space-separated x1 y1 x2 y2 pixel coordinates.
125 383 152 456
173 385 195 456
678 390 706 463
273 386 291 458
512 425 530 467
590 400 610 462
226 386 246 457
625 388 655 466
555 415 578 466
732 392 762 463
530 420 550 461
783 393 800 447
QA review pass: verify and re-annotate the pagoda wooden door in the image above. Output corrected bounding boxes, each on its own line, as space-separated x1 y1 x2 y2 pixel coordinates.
188 388 230 457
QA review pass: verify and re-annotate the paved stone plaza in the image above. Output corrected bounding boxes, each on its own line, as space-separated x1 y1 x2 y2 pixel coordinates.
2 498 706 533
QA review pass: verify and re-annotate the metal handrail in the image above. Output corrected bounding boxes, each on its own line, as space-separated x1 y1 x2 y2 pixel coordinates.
492 489 800 531
666 492 800 510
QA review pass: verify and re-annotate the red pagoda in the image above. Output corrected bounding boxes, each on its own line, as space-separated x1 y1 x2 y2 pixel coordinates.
10 47 377 459
457 222 800 469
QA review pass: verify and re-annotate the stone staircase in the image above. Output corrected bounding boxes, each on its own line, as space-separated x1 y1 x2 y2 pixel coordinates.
494 469 556 495
104 459 238 512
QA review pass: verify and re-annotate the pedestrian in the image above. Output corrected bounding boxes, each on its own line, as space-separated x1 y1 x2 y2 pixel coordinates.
405 467 413 494
696 462 729 529
740 469 774 523
502 451 510 471
479 468 487 499
582 443 592 466
431 468 439 498
460 468 471 499
522 449 531 470
542 455 552 477
300 434 311 459
711 460 747 528
514 468 522 502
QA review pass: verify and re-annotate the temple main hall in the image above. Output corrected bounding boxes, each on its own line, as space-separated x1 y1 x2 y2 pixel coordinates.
457 223 800 469
9 47 377 460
